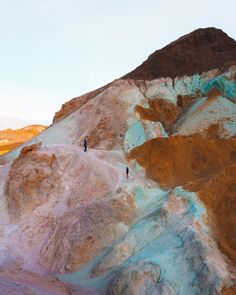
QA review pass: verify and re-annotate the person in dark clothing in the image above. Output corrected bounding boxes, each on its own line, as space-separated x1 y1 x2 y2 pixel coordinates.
126 166 129 179
83 138 88 152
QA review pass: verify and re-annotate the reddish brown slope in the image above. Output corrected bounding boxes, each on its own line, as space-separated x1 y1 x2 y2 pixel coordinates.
123 27 236 80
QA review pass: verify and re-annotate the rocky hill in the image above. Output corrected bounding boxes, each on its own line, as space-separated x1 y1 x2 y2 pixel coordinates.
0 27 236 295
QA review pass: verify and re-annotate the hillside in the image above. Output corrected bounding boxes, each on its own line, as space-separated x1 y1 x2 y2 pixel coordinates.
0 27 236 295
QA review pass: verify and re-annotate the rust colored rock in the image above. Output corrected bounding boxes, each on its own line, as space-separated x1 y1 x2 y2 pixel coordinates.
206 88 222 99
128 136 236 188
135 98 181 131
197 166 236 266
124 28 236 80
222 284 236 295
135 94 197 133
200 122 222 138
128 135 236 267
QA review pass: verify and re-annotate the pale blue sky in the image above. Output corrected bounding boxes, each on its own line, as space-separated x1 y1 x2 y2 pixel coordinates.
0 0 236 123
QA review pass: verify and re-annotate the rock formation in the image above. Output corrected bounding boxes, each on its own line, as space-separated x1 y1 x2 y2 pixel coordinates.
0 27 236 294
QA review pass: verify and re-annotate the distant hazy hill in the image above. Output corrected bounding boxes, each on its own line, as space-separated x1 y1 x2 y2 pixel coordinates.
0 117 49 130
0 125 46 155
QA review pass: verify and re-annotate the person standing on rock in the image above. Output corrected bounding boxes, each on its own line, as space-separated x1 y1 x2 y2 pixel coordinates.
83 138 88 152
126 166 129 179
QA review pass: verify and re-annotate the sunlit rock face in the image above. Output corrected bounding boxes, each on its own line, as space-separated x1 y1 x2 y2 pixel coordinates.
0 28 236 294
0 125 46 155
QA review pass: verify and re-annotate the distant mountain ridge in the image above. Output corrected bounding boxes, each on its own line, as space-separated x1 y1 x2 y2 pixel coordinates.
0 116 49 130
0 124 46 155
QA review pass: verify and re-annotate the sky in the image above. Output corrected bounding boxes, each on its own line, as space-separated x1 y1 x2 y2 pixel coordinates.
0 0 236 124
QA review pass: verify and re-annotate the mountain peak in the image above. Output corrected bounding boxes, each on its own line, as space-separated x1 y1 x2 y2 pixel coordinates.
123 27 236 80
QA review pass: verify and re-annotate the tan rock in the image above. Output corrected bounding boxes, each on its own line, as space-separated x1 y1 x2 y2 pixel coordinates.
6 143 58 221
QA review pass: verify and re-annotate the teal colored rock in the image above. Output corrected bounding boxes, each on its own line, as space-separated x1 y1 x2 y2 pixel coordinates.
201 75 236 99
124 121 147 152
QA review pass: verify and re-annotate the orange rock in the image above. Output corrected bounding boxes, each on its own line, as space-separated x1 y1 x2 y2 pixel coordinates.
135 98 181 131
